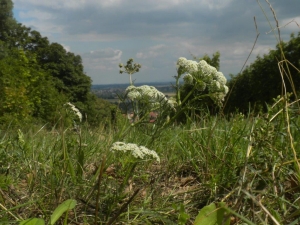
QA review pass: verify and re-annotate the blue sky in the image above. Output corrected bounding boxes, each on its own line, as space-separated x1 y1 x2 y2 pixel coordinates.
12 0 300 84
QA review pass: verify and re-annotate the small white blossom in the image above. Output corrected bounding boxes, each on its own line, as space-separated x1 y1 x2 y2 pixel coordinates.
167 97 178 108
198 60 211 76
215 72 227 85
224 85 229 94
65 102 82 122
110 142 160 162
177 57 187 68
209 80 221 92
126 85 142 100
184 60 198 73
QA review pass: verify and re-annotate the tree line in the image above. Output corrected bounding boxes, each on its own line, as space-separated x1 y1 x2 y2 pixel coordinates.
0 0 113 126
225 33 300 114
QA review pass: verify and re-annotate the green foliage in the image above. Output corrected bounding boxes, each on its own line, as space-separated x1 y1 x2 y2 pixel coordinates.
173 203 190 225
0 48 65 125
0 0 17 44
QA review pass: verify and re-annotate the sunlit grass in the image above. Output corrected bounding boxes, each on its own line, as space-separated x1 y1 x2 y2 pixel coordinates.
1 103 300 224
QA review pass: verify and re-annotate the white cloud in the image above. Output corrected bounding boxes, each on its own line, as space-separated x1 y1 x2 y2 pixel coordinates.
82 48 122 70
136 44 167 59
201 0 233 10
14 0 91 10
280 17 300 32
62 44 71 52
19 9 54 20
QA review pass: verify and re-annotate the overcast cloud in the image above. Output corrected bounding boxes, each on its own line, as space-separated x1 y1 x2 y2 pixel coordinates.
12 0 300 84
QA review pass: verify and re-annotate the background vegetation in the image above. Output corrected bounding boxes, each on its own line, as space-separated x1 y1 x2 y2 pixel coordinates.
0 0 114 127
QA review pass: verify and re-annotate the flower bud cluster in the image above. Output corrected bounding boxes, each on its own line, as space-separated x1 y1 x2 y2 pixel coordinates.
119 58 141 75
110 142 160 162
177 57 229 103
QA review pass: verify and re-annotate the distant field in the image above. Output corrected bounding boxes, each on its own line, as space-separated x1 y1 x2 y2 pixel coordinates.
104 92 176 103
164 92 176 97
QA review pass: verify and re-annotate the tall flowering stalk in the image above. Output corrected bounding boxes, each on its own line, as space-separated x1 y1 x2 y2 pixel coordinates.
119 58 141 85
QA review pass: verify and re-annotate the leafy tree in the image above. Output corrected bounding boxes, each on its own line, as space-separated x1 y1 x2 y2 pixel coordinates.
193 51 220 71
0 0 16 42
225 32 300 114
36 42 92 102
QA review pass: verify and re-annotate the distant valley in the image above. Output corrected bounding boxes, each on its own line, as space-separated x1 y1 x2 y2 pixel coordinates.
92 82 176 101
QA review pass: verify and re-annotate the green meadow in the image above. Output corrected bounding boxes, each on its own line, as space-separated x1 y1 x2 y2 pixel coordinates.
1 101 300 224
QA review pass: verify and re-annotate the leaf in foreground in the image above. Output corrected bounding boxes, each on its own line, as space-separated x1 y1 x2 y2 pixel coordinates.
19 218 45 225
194 202 230 225
50 199 77 225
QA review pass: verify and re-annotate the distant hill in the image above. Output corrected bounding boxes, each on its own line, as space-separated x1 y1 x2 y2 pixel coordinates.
92 82 176 100
92 81 175 90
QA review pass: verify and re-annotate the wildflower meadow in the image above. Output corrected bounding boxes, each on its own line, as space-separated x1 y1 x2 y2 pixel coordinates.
1 2 300 225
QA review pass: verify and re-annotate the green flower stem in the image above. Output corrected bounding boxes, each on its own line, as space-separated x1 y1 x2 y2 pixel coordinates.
165 87 211 126
175 73 182 105
118 162 138 194
129 73 132 85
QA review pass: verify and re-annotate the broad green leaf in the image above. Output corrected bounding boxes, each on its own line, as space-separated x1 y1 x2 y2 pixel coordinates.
50 199 76 225
194 202 230 225
19 218 45 225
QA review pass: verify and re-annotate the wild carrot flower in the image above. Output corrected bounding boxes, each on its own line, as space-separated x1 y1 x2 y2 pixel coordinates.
176 57 229 104
125 85 175 110
110 142 160 162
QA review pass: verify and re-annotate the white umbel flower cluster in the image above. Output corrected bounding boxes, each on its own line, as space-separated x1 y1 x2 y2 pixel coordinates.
110 142 160 162
125 85 175 109
177 57 229 103
65 102 82 122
